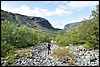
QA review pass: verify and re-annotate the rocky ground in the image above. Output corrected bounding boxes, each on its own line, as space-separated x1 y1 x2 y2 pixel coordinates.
66 44 99 66
1 43 99 66
15 44 67 66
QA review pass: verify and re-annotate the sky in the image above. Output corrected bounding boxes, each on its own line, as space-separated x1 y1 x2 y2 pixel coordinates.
1 1 99 29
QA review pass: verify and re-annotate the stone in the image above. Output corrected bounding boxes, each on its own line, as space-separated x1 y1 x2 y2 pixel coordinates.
78 51 84 56
90 56 96 62
3 43 98 66
1 61 7 66
62 60 67 63
15 54 19 59
91 62 95 66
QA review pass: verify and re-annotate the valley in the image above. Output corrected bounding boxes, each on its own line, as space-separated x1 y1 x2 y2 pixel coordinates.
1 4 99 66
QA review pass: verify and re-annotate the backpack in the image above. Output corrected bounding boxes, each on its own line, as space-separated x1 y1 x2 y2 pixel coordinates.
45 43 48 48
46 43 51 48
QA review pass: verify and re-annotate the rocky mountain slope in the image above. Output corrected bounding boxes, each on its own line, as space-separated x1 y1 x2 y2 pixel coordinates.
1 10 61 31
64 22 80 31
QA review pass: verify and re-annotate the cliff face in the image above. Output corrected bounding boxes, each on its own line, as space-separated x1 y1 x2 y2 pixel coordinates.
1 10 61 31
64 22 80 31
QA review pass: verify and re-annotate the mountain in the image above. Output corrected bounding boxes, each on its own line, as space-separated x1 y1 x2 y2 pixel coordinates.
64 22 80 31
1 10 61 31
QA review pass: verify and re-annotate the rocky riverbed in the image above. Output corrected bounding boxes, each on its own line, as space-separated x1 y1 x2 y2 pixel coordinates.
15 44 67 66
66 44 99 66
1 43 99 66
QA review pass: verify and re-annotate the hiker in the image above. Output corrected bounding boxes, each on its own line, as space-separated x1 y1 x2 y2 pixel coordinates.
46 43 51 55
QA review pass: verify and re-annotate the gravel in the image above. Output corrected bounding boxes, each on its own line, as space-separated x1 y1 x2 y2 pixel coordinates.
1 43 99 66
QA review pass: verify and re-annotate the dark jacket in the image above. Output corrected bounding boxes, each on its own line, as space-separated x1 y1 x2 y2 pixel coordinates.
47 43 51 50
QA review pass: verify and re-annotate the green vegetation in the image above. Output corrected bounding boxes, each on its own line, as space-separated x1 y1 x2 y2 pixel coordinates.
1 20 53 56
53 47 76 65
15 47 33 58
53 47 75 58
1 20 36 48
1 19 54 65
54 4 99 49
1 41 15 57
1 10 56 31
1 4 99 66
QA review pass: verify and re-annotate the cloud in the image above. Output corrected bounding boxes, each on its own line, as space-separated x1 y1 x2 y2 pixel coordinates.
2 5 32 16
1 4 72 17
55 1 99 12
1 1 98 17
55 8 72 16
1 1 98 29
50 16 90 29
68 1 99 11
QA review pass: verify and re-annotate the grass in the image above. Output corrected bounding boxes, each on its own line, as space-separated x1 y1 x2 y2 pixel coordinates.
2 51 17 66
2 46 33 66
15 46 33 58
53 47 77 66
83 44 91 50
53 47 75 58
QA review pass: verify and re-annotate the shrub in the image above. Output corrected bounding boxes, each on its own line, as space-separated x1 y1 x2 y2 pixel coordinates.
1 20 38 48
53 47 75 60
1 40 15 57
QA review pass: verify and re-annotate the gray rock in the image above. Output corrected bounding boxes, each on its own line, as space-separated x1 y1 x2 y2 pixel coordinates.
1 61 8 66
3 44 98 66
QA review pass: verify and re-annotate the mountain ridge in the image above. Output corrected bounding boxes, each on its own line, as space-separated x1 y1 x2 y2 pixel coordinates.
1 10 61 31
64 22 81 31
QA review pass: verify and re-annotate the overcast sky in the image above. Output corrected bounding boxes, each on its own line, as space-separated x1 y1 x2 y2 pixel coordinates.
1 1 99 29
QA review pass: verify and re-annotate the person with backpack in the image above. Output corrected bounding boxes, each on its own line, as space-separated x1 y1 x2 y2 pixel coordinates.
46 43 51 55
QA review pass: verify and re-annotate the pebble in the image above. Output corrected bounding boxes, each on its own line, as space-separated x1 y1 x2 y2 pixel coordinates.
66 45 99 66
1 44 99 66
